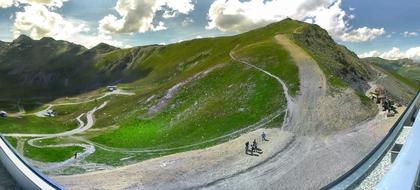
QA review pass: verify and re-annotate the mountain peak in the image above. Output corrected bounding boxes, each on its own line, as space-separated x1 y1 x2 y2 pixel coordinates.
12 34 33 45
90 43 119 54
16 34 32 41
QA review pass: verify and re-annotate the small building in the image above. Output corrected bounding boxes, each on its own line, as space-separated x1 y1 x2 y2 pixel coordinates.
107 86 118 92
0 111 8 118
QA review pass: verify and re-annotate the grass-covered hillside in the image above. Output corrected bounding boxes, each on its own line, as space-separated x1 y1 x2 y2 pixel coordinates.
0 19 382 172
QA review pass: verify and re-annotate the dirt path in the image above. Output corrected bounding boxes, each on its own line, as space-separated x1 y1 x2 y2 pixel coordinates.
51 89 134 107
229 51 293 127
4 102 107 172
274 35 327 134
201 35 397 189
53 42 297 189
75 109 285 154
5 102 107 138
53 35 396 190
54 128 295 190
7 105 26 118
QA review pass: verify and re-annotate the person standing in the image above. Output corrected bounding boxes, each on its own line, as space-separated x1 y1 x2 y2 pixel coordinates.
262 132 268 141
245 141 250 154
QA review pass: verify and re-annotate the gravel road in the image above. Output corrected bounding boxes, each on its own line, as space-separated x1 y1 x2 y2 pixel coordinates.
53 35 394 190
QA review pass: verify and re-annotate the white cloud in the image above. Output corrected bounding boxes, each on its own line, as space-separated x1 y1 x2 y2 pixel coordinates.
13 5 83 39
21 0 67 7
99 0 194 34
340 27 385 42
0 0 15 8
403 31 418 37
359 47 420 61
0 0 66 8
13 4 123 48
207 0 385 42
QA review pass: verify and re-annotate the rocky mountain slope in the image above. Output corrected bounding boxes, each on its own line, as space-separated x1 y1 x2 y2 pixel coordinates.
291 24 372 92
362 57 419 103
363 57 420 84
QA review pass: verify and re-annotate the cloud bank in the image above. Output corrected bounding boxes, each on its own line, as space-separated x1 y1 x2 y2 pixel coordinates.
99 0 194 34
1 0 124 48
207 0 385 42
359 47 420 61
0 0 67 8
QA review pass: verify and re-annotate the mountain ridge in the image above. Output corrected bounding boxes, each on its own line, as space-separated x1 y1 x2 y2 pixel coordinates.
0 19 415 103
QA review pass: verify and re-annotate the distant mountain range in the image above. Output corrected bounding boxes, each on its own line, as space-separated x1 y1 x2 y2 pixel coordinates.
0 35 159 100
1 19 419 172
362 57 420 84
0 19 417 104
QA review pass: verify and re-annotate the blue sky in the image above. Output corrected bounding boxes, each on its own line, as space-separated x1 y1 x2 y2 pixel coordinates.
1 0 420 60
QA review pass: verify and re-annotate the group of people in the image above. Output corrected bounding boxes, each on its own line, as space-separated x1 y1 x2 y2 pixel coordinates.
245 132 269 155
370 86 399 116
382 99 398 114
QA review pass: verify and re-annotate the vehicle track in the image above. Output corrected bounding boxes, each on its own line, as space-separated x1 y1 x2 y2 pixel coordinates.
53 39 299 189
73 109 286 154
11 35 394 189
4 102 107 171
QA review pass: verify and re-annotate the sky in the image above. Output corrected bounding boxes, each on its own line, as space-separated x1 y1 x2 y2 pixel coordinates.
0 0 420 61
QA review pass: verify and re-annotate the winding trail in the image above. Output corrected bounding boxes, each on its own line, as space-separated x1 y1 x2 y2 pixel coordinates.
201 35 398 190
53 36 301 189
54 89 134 107
7 104 26 118
229 50 294 128
5 35 402 189
53 35 402 190
4 102 108 172
5 102 107 138
274 35 327 134
7 89 133 118
75 109 286 155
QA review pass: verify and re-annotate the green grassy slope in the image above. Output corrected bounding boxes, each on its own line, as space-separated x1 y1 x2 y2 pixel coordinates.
0 19 377 165
24 143 83 163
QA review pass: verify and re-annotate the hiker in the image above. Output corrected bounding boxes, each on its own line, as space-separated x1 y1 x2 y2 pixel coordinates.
262 132 268 141
388 100 398 114
251 139 259 153
245 141 250 154
382 100 389 111
74 152 78 159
